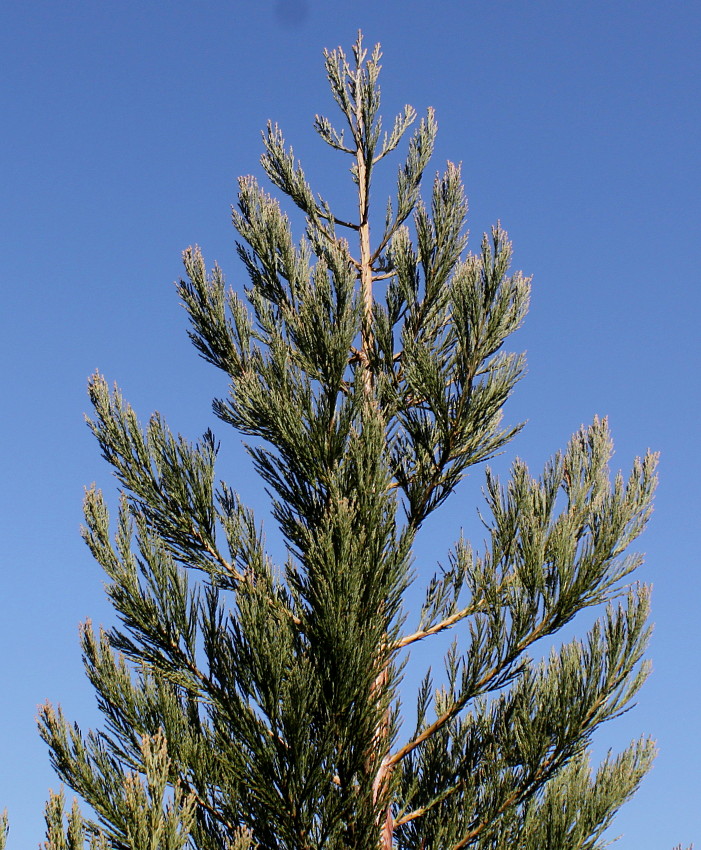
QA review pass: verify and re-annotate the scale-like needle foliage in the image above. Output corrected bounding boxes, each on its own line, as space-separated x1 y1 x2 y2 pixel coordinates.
5 33 666 850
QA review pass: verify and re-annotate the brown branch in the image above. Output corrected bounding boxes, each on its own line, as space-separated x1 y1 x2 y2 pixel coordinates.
177 776 238 834
394 807 424 827
394 774 466 827
166 639 291 754
193 529 302 627
313 218 361 270
382 634 630 842
194 530 245 583
450 778 537 850
386 616 554 769
394 570 519 651
392 603 485 651
331 215 360 231
348 346 364 364
449 720 604 850
312 202 360 230
370 229 397 266
397 704 570 841
356 149 374 391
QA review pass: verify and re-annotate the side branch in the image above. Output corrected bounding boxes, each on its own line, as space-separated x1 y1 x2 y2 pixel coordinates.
192 529 245 583
192 531 302 627
163 636 292 753
315 201 359 230
393 574 518 651
387 617 553 768
331 215 360 231
393 639 619 839
313 219 361 269
176 778 238 835
449 752 561 850
392 603 484 650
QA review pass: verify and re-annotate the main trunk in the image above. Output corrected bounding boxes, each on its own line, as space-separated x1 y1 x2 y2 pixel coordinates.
355 139 393 850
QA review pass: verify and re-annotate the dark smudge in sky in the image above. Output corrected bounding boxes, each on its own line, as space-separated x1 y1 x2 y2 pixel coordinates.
274 0 309 27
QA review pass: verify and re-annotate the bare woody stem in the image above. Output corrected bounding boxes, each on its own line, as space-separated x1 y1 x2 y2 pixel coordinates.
446 681 619 849
356 136 374 393
393 575 519 652
355 101 373 394
386 615 557 771
353 82 394 850
193 529 302 627
392 604 484 650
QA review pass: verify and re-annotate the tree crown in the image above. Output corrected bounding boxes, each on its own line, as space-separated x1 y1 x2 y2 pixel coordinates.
6 32 660 850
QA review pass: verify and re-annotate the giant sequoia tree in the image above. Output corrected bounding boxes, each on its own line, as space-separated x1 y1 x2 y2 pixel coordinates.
5 35 660 850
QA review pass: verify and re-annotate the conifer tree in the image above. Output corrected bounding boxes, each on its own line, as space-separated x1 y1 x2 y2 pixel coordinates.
10 33 662 849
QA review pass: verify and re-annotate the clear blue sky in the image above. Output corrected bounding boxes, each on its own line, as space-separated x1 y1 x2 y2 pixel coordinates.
1 1 699 847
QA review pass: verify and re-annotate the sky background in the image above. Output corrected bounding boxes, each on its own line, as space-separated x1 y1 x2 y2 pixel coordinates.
1 1 699 847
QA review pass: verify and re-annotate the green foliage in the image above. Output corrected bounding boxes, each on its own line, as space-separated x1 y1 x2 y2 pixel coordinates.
38 730 195 850
43 791 109 850
6 32 668 850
